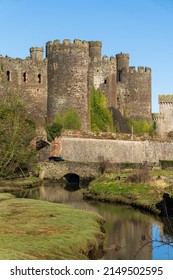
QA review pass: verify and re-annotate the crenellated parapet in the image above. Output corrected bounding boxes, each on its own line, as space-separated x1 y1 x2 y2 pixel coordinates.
46 39 89 50
46 39 90 60
101 55 116 70
152 113 164 121
127 66 151 74
159 94 173 103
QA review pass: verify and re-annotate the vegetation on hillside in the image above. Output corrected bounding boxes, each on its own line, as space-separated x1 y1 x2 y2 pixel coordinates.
90 89 114 132
0 93 37 178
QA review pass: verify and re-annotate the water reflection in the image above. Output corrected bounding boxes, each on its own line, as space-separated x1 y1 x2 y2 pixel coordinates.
15 180 173 260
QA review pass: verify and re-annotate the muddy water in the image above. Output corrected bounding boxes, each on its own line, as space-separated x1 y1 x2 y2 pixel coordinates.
15 180 173 260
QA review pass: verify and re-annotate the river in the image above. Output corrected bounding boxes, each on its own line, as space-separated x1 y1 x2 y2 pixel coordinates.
14 180 173 260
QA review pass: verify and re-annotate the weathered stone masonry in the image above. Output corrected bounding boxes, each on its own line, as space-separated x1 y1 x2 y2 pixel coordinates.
153 95 173 137
0 39 152 130
58 137 173 164
0 48 47 126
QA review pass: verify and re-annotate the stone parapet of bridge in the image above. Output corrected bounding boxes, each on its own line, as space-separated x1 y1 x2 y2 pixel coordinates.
39 161 100 181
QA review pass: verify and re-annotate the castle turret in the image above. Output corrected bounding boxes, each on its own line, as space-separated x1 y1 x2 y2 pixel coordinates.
30 47 44 61
46 39 90 130
116 53 129 71
89 41 102 61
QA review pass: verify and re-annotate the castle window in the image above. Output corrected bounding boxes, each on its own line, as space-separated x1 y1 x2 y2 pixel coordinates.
38 74 41 83
118 70 122 82
104 79 107 84
7 70 11 81
23 72 27 82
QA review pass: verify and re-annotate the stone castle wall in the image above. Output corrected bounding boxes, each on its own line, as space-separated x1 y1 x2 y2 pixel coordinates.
46 39 152 129
0 38 152 130
116 53 151 121
153 95 173 137
46 39 90 130
0 48 47 126
59 137 173 164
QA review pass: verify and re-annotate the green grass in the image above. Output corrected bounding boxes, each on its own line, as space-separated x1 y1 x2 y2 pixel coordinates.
0 196 104 260
151 169 173 177
84 176 173 215
0 193 16 202
0 177 42 193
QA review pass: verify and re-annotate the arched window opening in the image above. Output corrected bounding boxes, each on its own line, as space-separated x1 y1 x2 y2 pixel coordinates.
118 70 122 82
23 72 27 82
7 70 11 81
38 74 41 83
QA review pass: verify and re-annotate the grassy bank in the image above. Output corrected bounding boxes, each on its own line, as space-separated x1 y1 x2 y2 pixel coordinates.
83 174 173 215
0 195 104 260
0 177 42 193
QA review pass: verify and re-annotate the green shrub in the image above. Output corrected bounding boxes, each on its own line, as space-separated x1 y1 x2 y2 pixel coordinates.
159 160 173 169
90 88 113 132
46 108 81 141
46 123 62 141
127 119 154 135
62 107 81 130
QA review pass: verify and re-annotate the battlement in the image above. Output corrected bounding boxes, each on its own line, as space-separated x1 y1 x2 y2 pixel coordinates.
152 113 164 120
127 66 151 74
159 94 173 103
46 39 89 48
102 55 116 63
89 41 102 48
116 53 129 60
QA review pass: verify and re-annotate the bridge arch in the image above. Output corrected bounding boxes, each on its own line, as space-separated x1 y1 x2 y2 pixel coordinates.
63 173 80 184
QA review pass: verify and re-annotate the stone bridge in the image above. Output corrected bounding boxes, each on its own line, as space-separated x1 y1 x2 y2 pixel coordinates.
39 161 101 182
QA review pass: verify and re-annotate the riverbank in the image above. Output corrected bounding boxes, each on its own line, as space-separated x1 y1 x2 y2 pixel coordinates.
83 170 173 216
0 177 42 193
0 194 105 260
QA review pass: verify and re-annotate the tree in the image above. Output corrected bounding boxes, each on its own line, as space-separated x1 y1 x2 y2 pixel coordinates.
90 88 113 132
0 93 36 177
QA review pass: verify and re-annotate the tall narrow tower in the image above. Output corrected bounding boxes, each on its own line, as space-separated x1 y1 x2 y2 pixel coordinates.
46 39 90 130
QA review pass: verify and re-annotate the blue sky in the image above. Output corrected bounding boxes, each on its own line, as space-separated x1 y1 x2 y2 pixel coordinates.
0 0 173 112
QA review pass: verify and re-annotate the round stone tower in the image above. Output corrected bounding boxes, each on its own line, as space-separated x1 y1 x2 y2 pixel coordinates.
116 53 129 82
89 41 102 61
30 47 44 61
116 53 129 71
46 39 90 130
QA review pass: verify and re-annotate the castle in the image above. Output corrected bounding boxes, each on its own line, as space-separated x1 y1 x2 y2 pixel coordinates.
0 39 152 131
153 95 173 137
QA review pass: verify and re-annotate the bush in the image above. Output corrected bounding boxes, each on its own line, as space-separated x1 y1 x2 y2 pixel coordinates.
46 108 81 141
159 160 173 170
90 88 113 132
98 155 111 175
127 119 154 135
46 123 62 142
126 168 151 184
62 107 81 130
